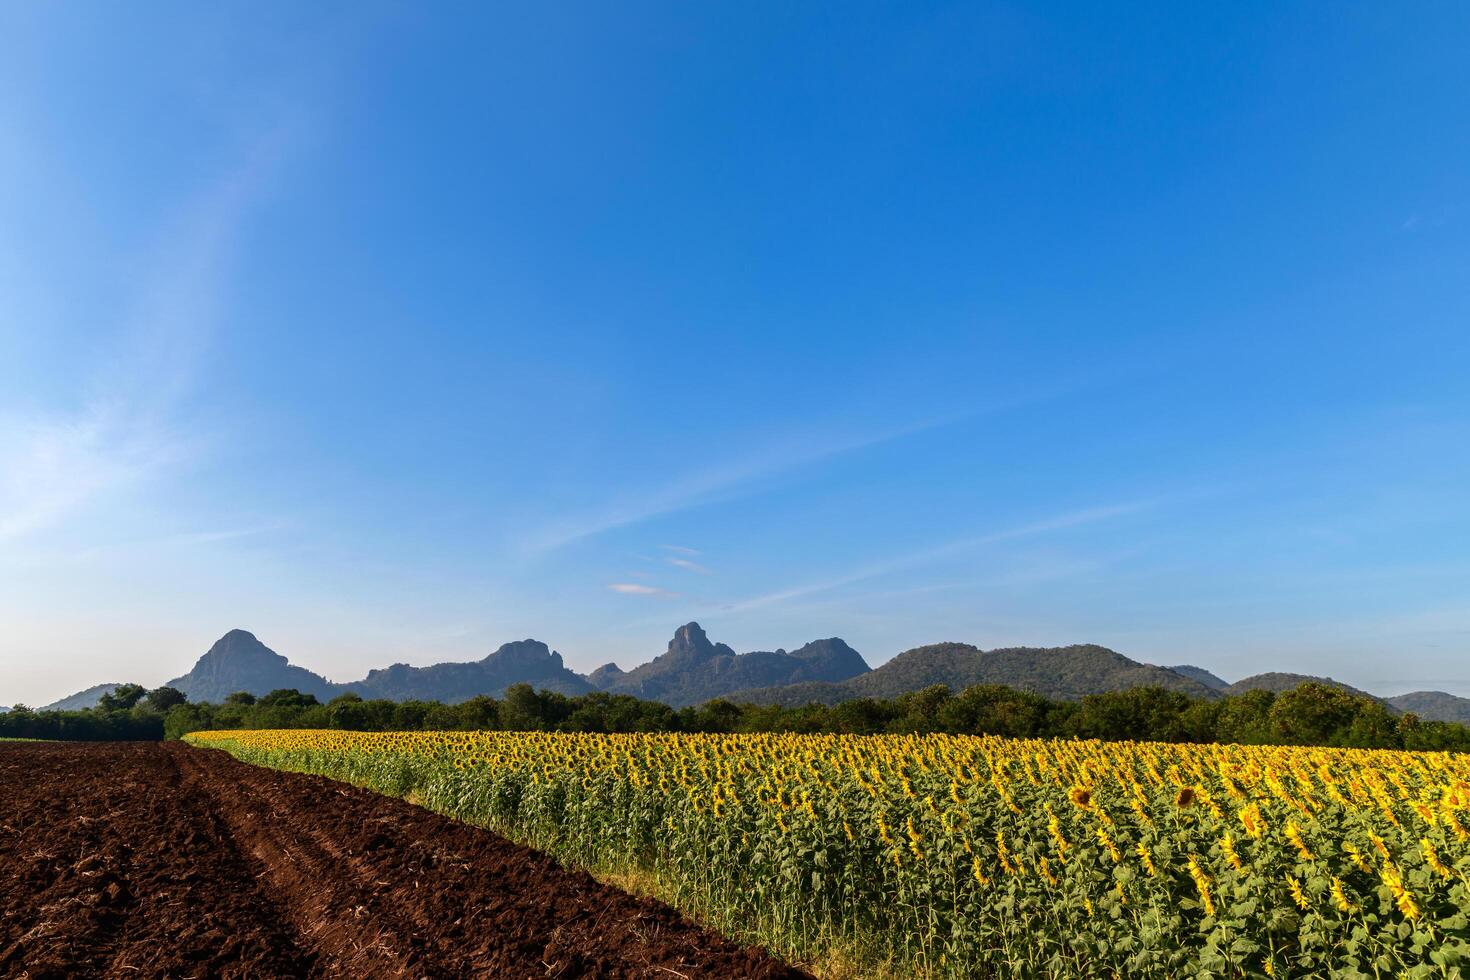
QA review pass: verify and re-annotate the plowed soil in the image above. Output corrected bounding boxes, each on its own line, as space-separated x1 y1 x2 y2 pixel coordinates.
0 741 810 979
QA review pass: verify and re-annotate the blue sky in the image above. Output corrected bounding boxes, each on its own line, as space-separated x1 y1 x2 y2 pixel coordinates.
2 3 1468 706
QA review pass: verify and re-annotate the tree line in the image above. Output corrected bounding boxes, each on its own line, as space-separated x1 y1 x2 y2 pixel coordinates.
6 680 1469 751
166 680 1470 750
0 684 183 741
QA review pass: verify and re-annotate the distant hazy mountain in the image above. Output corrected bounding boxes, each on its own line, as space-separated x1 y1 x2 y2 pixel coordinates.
166 630 338 704
587 663 626 689
40 683 126 712
593 623 872 708
343 640 594 702
1386 691 1470 724
156 623 866 707
729 642 1217 706
1167 665 1230 691
45 625 1464 718
1223 672 1380 701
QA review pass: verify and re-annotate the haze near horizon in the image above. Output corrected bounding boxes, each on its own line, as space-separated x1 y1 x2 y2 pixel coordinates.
2 3 1468 707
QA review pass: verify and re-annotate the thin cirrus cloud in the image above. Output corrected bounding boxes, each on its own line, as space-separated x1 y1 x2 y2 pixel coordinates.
0 410 182 543
517 381 1106 558
607 582 682 598
666 557 711 574
723 500 1154 613
0 122 298 546
69 523 288 561
516 413 976 557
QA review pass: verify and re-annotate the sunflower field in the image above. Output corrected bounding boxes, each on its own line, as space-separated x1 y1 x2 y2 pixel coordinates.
184 728 1470 978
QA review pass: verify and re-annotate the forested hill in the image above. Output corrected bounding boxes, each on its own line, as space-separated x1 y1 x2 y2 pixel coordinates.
1386 690 1470 724
1223 672 1381 701
727 642 1216 706
40 682 125 713
1166 665 1230 691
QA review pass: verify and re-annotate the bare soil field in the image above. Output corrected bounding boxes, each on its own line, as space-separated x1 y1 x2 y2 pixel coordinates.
0 741 809 979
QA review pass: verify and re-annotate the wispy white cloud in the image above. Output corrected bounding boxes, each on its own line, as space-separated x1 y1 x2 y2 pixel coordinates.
168 524 282 546
0 122 297 545
725 500 1152 612
667 556 711 574
1401 208 1454 233
65 523 287 561
0 410 181 541
518 413 974 555
660 544 702 556
519 374 1113 558
608 582 682 598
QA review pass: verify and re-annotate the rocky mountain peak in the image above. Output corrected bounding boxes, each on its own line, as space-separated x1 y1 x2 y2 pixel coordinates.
197 629 285 667
587 662 626 690
166 630 337 704
666 622 720 661
485 639 562 672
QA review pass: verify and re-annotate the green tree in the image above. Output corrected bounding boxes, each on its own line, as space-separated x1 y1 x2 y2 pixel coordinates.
99 683 148 712
258 689 320 709
888 685 953 733
938 685 1051 737
499 684 549 731
144 686 188 713
1213 689 1275 744
1069 687 1194 742
164 702 216 739
1268 683 1381 746
326 692 369 730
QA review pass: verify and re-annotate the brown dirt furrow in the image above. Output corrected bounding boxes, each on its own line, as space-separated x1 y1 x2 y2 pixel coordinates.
174 749 454 976
0 742 317 979
0 741 810 979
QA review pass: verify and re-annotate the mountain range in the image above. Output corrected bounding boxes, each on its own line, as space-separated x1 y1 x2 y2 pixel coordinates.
727 642 1218 705
345 639 594 702
36 624 1470 724
589 623 871 706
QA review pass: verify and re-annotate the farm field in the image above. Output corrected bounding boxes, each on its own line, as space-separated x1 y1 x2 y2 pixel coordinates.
0 740 806 979
189 729 1470 979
